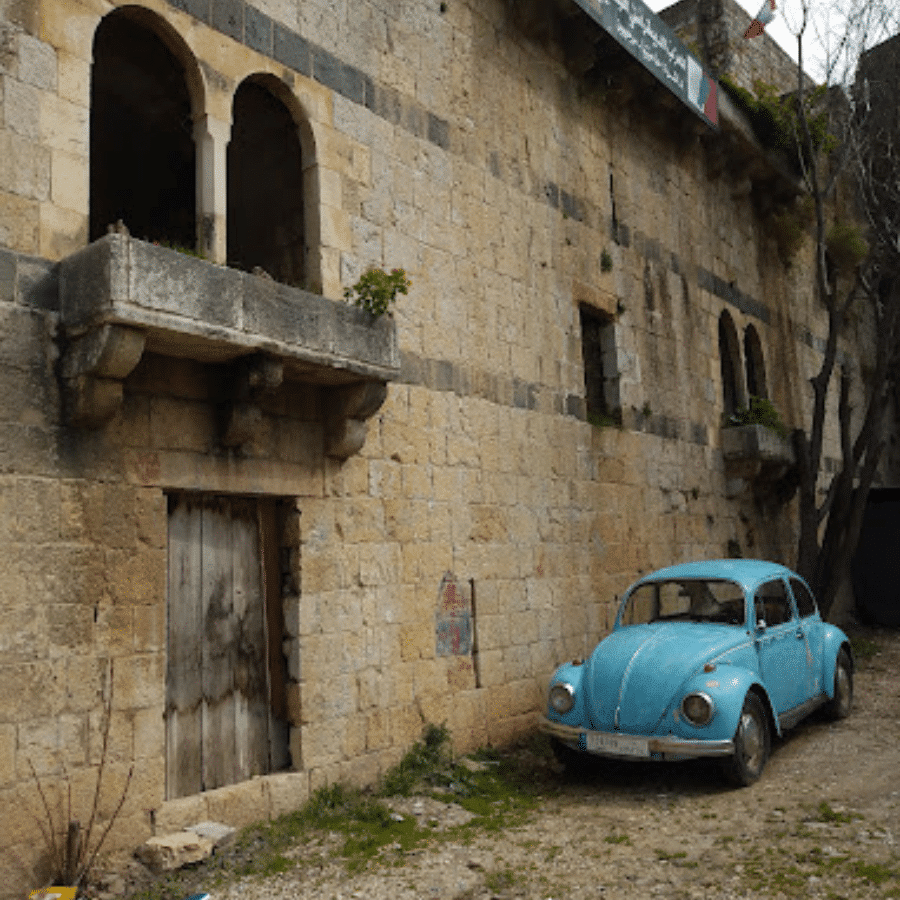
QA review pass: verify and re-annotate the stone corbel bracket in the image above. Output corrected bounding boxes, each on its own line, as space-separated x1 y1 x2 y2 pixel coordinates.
722 423 796 503
61 324 146 427
221 354 284 448
324 380 388 460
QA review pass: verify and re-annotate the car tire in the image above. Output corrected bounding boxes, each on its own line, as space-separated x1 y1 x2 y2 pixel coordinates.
824 649 853 720
723 692 770 787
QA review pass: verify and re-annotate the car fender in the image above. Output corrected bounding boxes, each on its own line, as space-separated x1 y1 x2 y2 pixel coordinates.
820 626 853 699
546 660 589 729
675 665 781 739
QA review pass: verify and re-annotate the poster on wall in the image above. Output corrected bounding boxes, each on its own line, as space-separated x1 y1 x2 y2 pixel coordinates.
570 0 719 128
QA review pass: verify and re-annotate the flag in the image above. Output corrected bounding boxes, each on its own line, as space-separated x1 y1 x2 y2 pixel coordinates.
744 0 776 39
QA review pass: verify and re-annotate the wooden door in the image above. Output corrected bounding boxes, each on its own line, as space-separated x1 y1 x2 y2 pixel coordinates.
166 494 278 799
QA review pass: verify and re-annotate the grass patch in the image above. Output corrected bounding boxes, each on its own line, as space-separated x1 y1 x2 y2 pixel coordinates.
604 832 630 845
655 848 687 861
849 633 881 663
126 725 549 899
816 801 860 825
849 860 897 885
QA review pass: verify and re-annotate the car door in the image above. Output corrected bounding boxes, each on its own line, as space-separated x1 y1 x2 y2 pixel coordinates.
753 577 813 715
789 576 824 698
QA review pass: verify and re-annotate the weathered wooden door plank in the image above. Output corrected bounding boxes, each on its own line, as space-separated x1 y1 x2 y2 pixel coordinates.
165 495 203 800
201 497 237 792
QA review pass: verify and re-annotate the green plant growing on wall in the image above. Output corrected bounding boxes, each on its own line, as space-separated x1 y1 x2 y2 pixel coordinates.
718 76 836 167
152 238 206 260
770 196 814 266
600 248 613 272
724 396 788 438
825 222 869 274
587 407 622 429
344 267 412 317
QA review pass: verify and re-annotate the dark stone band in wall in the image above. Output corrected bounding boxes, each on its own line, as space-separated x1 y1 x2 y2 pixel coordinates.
164 0 778 331
398 347 710 446
166 0 449 149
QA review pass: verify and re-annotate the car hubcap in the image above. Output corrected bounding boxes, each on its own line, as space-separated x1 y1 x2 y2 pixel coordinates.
740 712 763 772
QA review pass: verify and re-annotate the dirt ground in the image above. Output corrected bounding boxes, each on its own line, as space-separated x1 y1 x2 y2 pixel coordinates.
112 626 900 900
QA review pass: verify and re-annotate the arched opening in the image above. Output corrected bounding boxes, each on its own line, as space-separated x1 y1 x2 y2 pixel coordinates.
744 324 767 400
227 78 305 286
718 310 742 417
90 9 196 246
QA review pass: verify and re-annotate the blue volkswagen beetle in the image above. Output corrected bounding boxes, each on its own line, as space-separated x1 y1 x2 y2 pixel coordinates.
541 559 853 785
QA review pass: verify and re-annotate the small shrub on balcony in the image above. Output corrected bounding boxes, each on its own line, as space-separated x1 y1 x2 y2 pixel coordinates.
344 267 412 317
724 395 788 438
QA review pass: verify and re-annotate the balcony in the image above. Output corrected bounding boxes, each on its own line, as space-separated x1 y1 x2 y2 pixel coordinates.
59 234 400 458
721 423 796 503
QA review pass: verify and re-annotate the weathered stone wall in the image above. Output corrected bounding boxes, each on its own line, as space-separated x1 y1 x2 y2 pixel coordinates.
0 0 877 895
660 0 812 93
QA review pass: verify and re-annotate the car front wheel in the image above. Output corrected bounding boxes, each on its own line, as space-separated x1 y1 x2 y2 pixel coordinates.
824 649 853 720
723 692 770 787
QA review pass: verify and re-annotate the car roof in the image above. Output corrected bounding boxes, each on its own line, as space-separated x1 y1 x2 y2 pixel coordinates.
635 559 798 594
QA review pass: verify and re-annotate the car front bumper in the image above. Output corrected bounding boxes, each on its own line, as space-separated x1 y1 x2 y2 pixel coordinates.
539 716 735 759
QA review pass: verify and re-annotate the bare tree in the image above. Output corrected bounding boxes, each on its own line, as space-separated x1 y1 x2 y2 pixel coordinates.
784 0 900 617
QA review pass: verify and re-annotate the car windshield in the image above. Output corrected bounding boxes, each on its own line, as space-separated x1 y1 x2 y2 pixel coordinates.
619 578 746 626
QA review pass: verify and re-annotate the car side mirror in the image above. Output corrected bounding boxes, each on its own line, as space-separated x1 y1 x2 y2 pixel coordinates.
755 619 767 633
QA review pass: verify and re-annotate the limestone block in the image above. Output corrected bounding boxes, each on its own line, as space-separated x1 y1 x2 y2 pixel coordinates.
319 203 353 250
265 770 309 819
50 148 87 212
184 821 236 849
289 725 303 770
0 723 14 786
0 132 50 200
40 90 88 154
110 652 165 711
154 793 210 834
4 77 40 139
285 680 302 726
135 831 216 873
203 779 267 828
56 49 90 105
0 190 38 253
107 547 166 605
39 200 88 259
18 33 57 90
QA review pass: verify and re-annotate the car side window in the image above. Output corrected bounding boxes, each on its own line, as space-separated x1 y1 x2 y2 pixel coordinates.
790 578 817 618
754 579 793 626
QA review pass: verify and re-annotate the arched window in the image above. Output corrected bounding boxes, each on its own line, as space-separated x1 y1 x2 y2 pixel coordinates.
90 10 196 246
227 78 306 286
718 310 742 417
744 324 767 400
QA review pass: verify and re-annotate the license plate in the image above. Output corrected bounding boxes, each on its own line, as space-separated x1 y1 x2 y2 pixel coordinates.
585 731 650 757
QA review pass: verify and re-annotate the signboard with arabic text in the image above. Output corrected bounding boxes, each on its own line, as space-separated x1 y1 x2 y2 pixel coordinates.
570 0 718 128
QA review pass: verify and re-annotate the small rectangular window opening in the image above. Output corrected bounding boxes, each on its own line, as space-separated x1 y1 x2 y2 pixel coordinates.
579 303 617 421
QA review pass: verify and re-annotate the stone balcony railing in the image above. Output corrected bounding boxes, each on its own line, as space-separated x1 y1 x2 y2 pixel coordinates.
59 234 400 458
721 423 796 502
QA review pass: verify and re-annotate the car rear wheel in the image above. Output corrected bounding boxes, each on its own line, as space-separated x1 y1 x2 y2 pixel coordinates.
723 693 770 787
824 649 853 720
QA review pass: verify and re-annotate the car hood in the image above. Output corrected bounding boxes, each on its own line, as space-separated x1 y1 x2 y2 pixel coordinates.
584 624 747 733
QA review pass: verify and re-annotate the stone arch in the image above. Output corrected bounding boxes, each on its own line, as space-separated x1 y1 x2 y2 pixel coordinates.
227 73 318 288
743 323 768 400
718 309 743 417
89 6 206 246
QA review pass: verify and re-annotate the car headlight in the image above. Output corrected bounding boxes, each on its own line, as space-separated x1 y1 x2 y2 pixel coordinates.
549 682 575 714
681 691 715 726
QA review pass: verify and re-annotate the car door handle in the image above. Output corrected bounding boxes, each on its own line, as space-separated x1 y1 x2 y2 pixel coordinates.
796 628 804 639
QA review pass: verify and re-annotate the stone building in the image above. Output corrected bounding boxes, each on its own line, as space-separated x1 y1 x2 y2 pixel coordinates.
0 0 881 892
